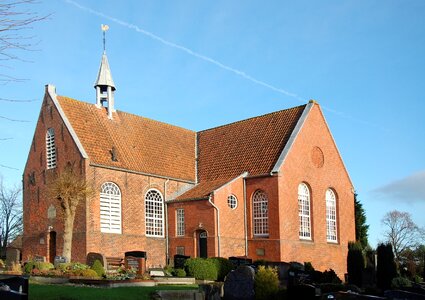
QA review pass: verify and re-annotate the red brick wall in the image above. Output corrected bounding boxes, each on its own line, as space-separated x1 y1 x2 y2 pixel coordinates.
277 103 355 279
23 89 195 268
22 89 87 262
245 176 282 261
211 176 246 258
85 166 190 268
168 199 215 260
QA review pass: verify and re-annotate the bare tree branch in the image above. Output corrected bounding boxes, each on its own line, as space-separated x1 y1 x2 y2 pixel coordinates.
0 0 50 81
0 177 22 257
381 210 423 267
48 166 94 261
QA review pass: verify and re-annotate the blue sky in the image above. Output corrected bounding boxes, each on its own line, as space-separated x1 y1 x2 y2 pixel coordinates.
1 0 424 248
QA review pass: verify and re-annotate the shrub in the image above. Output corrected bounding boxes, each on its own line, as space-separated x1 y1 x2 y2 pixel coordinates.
0 259 5 268
73 268 99 278
254 266 279 300
69 262 89 271
57 263 72 272
173 268 186 277
347 241 364 287
164 265 174 276
23 261 54 274
184 258 217 280
10 262 22 274
91 259 105 277
254 259 268 266
304 262 315 272
208 257 235 281
392 276 412 288
289 261 304 271
38 262 54 271
377 243 397 290
321 269 342 284
23 261 36 274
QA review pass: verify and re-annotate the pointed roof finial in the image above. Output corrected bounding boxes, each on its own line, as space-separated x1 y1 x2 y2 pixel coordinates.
101 24 109 51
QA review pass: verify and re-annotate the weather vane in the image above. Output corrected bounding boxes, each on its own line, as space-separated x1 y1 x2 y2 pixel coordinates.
101 24 109 51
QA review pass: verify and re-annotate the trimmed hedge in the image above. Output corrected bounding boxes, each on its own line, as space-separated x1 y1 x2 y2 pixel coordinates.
208 257 235 281
184 258 217 280
173 268 187 277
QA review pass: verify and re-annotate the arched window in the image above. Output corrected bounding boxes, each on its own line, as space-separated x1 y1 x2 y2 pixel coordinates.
326 189 338 242
145 189 164 237
100 182 122 234
298 183 311 239
253 190 268 236
46 128 56 169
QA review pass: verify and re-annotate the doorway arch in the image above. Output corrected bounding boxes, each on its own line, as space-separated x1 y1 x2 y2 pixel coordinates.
197 230 208 258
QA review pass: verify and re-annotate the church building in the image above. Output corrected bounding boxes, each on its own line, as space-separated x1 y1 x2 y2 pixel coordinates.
22 45 355 279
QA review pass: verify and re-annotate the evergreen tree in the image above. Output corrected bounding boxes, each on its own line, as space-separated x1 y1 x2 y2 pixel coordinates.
347 241 364 287
376 243 397 290
354 193 369 249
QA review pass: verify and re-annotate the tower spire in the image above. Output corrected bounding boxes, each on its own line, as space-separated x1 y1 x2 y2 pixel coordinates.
95 24 116 119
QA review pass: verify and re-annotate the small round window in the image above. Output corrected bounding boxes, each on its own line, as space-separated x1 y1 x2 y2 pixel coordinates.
227 195 238 209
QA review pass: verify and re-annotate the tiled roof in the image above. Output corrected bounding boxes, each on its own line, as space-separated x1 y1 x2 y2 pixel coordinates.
197 105 306 181
173 178 231 201
57 96 196 182
175 105 306 201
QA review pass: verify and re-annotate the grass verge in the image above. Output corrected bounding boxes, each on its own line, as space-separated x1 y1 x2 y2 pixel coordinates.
29 283 199 300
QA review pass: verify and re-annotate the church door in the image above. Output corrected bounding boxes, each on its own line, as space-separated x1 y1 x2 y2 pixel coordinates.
49 231 57 264
198 230 208 258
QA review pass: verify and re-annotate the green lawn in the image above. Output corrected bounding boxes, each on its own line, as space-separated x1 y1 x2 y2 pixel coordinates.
29 283 199 300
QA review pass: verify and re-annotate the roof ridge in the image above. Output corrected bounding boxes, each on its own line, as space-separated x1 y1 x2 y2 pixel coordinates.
57 95 195 133
198 103 307 133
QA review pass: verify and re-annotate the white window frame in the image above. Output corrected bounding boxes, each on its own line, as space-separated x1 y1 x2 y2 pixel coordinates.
100 182 122 234
253 190 269 237
227 194 238 209
145 189 164 237
298 183 311 240
176 208 185 237
326 189 338 243
46 128 57 169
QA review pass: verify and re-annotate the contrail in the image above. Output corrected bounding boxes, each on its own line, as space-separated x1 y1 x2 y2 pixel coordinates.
65 0 304 103
65 0 382 130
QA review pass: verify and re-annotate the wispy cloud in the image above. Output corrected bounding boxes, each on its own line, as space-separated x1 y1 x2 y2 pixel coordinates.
372 170 425 204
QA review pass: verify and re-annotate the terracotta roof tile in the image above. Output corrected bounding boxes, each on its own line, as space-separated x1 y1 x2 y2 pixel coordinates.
176 105 306 200
197 105 306 181
173 178 231 201
57 96 196 182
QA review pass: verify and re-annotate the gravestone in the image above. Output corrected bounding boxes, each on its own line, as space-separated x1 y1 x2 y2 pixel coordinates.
223 266 255 300
228 257 252 268
124 251 147 275
53 256 67 267
174 254 190 269
33 256 46 263
6 248 20 267
86 252 107 268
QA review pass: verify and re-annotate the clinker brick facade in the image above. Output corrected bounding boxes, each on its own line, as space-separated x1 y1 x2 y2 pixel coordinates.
22 52 355 279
